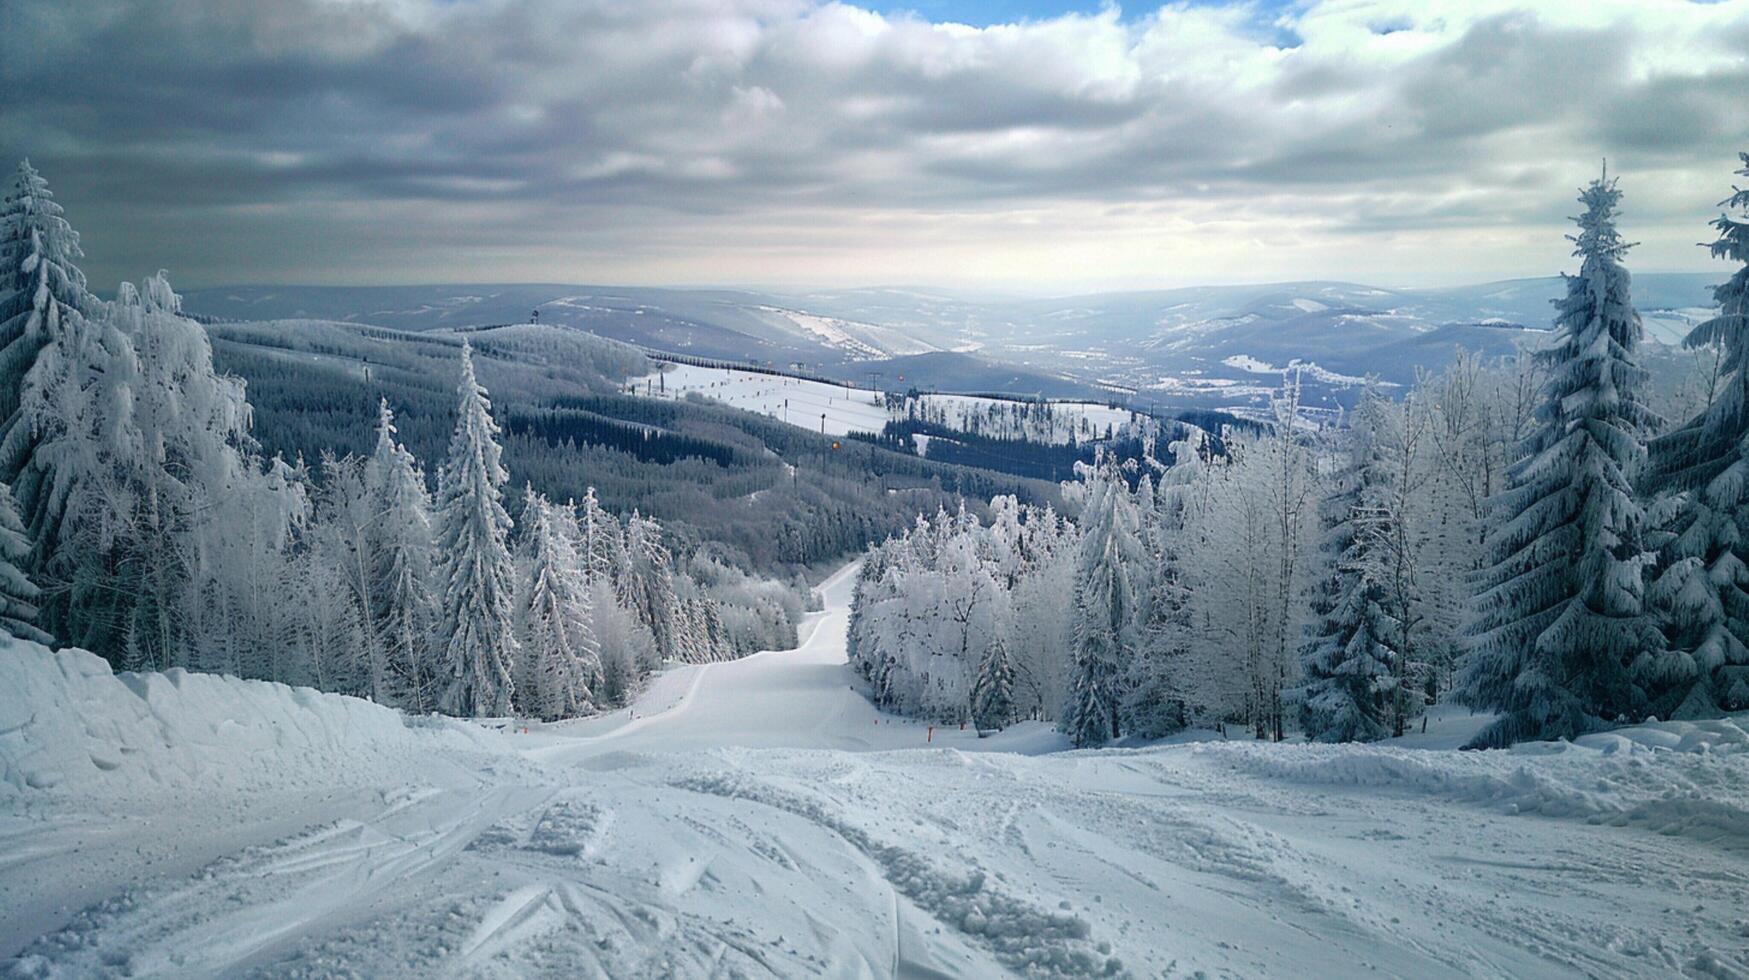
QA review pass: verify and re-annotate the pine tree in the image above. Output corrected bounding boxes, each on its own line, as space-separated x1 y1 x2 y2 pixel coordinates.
1461 171 1662 748
1644 151 1749 716
1061 458 1145 747
433 343 520 716
365 399 440 711
1123 445 1197 738
577 486 619 586
622 511 681 660
970 635 1016 733
0 160 94 472
515 488 599 721
0 481 49 645
1296 390 1401 742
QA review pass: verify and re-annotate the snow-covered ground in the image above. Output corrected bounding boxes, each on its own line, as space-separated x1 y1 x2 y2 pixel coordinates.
5 563 1748 977
629 362 1139 443
630 364 890 436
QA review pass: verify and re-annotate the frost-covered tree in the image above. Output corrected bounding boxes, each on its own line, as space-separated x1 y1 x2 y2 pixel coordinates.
1061 457 1146 747
622 511 681 660
433 343 519 716
0 160 94 470
576 487 620 586
516 487 600 721
592 575 657 706
0 481 49 645
1123 440 1203 738
365 400 440 711
970 634 1016 733
213 453 308 683
1296 389 1402 742
1461 173 1662 748
1644 151 1749 716
8 271 264 666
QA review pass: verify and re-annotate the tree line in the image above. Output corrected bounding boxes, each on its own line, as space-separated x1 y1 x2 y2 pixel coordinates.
849 157 1749 747
0 161 806 719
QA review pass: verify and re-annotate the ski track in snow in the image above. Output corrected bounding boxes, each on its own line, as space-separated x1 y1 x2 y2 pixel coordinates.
4 561 1749 978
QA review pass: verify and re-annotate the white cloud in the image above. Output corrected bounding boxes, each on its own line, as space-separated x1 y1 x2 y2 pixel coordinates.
1 0 1745 290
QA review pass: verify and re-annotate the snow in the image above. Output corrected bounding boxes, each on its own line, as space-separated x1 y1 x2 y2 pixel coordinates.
5 562 1749 976
1221 353 1382 387
756 307 940 360
629 361 1141 444
630 364 890 436
1223 353 1276 374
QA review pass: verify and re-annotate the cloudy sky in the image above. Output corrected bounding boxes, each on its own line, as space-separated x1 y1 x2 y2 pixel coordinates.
2 0 1745 293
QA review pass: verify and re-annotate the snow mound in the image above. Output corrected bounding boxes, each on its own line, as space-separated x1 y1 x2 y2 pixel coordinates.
1185 715 1749 851
0 639 513 803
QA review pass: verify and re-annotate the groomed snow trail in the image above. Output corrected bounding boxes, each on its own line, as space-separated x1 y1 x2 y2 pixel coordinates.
4 562 1748 978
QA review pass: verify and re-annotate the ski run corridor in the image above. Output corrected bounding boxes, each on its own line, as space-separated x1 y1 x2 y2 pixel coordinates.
3 561 1748 979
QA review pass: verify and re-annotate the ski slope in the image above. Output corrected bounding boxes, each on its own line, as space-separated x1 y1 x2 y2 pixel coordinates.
629 364 890 436
628 362 1141 444
5 563 1749 977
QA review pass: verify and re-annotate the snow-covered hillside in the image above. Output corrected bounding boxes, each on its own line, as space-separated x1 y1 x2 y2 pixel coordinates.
4 563 1747 978
629 364 890 435
629 362 1142 444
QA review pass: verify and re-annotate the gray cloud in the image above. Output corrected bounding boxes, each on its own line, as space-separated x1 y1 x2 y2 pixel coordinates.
1 0 1745 291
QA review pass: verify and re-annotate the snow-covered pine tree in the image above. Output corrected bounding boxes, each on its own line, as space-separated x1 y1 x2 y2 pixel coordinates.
1461 171 1662 748
576 487 619 586
0 160 94 471
1643 152 1749 716
1061 456 1146 747
1296 389 1401 742
970 634 1016 733
515 487 598 721
365 399 440 711
434 343 520 717
304 452 382 698
558 498 605 692
0 480 50 645
112 273 263 671
1122 438 1200 737
622 511 681 660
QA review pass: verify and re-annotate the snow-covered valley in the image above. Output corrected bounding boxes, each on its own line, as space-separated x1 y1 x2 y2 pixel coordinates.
5 562 1746 979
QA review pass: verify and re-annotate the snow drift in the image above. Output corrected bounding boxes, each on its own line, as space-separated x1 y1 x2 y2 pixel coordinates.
0 639 512 803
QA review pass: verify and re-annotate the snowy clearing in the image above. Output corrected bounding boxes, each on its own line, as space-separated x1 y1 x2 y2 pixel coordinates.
4 562 1748 978
628 362 1139 443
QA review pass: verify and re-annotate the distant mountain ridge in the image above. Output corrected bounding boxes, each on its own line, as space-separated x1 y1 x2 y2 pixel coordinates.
180 273 1722 417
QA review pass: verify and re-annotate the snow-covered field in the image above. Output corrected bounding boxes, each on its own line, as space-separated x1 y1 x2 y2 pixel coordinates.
630 364 890 436
628 362 1138 443
5 563 1748 978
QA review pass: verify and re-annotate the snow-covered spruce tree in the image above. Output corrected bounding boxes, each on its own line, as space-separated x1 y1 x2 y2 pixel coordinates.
0 480 50 644
1643 152 1749 716
576 487 620 586
591 575 657 706
515 487 600 721
1296 389 1402 742
217 453 309 684
1122 437 1203 738
1061 457 1146 747
0 160 95 472
434 343 520 717
1460 172 1662 748
365 399 440 711
970 634 1016 733
622 511 682 661
303 453 379 699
